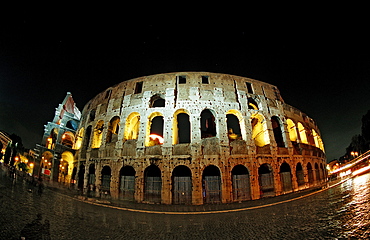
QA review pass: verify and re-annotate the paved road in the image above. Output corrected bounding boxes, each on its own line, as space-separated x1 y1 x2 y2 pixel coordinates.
1 169 370 239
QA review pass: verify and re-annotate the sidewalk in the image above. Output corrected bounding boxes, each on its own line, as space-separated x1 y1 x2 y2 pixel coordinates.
0 165 328 213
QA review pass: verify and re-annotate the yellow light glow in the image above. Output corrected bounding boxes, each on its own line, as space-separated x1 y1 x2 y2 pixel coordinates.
149 134 164 144
48 162 51 165
29 163 34 167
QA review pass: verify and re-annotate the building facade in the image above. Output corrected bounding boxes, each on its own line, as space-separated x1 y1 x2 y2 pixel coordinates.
35 92 81 183
74 72 326 205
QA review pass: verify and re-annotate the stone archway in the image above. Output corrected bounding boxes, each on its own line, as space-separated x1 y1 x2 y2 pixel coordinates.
172 165 192 204
231 165 251 201
202 165 221 204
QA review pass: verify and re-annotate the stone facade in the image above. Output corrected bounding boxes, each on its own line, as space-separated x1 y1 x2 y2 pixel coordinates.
74 72 326 205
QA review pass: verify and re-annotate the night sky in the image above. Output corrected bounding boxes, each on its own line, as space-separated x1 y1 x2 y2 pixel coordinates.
1 11 369 161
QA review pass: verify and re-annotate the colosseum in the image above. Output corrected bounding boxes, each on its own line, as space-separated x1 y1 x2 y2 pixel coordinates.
73 72 326 205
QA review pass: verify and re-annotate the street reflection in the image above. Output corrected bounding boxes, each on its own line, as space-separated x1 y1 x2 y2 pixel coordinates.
338 173 370 238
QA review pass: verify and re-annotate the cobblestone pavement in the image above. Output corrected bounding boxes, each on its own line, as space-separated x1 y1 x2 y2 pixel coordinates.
1 168 370 239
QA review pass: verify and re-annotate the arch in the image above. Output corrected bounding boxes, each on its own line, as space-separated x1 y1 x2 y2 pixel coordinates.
41 151 53 174
83 126 92 149
247 97 259 110
144 165 162 203
66 120 79 131
101 166 112 195
46 128 58 149
296 162 305 187
61 131 75 148
297 122 308 144
231 165 251 201
286 119 298 142
279 162 292 193
314 162 321 183
271 116 286 147
251 113 270 147
226 114 242 141
312 129 320 148
307 162 314 185
202 165 221 203
258 163 275 197
200 109 217 139
106 116 120 143
149 94 165 108
172 165 192 204
119 166 136 201
226 109 246 141
74 127 84 150
172 109 191 145
58 151 74 184
77 164 85 190
146 112 164 147
124 112 140 141
92 120 104 148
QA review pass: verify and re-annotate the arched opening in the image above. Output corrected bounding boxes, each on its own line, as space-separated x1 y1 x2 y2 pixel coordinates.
83 126 92 149
286 119 298 142
146 113 164 146
231 165 251 201
77 164 85 190
173 111 191 144
271 116 285 147
297 122 308 144
59 151 74 184
279 162 292 193
247 97 259 110
258 163 275 197
307 162 314 186
200 109 217 139
251 114 270 147
74 127 84 150
41 151 53 177
66 120 79 131
202 165 221 203
312 129 320 148
61 131 75 148
314 163 321 184
124 112 140 141
101 166 112 197
172 165 192 204
87 163 96 197
46 128 58 149
226 114 242 141
71 167 77 185
92 120 104 148
296 162 305 187
106 116 120 143
144 165 162 203
320 163 326 182
119 166 136 201
149 94 165 107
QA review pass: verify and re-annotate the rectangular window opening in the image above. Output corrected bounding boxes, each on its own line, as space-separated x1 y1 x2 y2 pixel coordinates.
246 82 254 94
202 76 209 84
135 82 143 94
178 76 186 84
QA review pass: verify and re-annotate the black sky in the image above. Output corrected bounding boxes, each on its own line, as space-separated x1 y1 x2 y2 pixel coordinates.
1 10 370 161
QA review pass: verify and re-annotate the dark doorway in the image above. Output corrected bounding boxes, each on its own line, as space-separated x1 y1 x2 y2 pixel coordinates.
144 165 162 203
296 163 305 187
172 165 192 204
232 165 251 201
101 166 111 197
77 164 85 190
119 166 136 201
226 114 241 141
258 163 275 197
279 162 292 193
202 165 221 203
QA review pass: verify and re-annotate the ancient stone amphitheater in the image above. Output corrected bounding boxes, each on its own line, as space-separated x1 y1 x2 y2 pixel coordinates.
74 72 326 205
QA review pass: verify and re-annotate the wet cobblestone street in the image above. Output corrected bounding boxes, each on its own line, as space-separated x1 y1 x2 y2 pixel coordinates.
1 169 370 239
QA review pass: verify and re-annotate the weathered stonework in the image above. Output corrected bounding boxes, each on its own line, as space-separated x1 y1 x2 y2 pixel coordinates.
75 72 326 205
